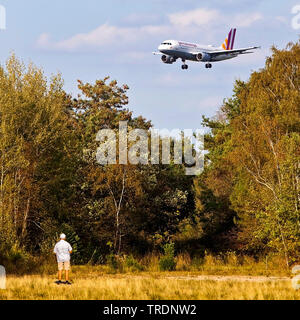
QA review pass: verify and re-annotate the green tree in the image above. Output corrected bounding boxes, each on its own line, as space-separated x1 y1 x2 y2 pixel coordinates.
198 41 300 265
0 54 76 255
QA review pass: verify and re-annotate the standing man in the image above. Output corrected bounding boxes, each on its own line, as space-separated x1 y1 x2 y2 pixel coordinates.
53 233 72 285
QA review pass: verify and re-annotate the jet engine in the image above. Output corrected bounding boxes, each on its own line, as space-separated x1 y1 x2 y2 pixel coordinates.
195 52 211 62
161 55 176 64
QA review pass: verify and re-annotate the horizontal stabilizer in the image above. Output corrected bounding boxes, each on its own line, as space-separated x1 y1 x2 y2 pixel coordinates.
210 46 261 56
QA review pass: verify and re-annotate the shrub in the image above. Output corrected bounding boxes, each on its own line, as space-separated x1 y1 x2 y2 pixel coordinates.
125 255 143 272
159 243 176 271
59 225 84 265
176 252 192 271
140 253 160 272
0 244 39 274
224 251 239 266
106 253 118 271
159 256 176 271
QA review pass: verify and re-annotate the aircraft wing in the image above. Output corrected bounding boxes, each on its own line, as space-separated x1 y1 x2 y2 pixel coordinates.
207 46 261 56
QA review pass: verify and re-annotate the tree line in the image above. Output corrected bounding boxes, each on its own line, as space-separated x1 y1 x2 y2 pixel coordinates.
0 40 299 269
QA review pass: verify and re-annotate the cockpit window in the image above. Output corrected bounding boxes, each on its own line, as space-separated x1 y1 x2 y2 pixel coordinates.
161 42 172 45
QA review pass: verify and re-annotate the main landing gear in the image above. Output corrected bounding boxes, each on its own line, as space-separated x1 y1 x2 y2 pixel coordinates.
181 59 188 70
205 63 212 69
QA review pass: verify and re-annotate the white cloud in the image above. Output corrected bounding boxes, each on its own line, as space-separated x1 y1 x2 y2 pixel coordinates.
168 8 263 28
37 25 137 51
275 16 288 24
168 8 220 27
115 51 153 64
123 13 161 25
36 8 264 53
37 24 171 52
233 12 263 27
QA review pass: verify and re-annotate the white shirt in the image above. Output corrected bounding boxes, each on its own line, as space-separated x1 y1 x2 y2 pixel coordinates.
53 240 72 263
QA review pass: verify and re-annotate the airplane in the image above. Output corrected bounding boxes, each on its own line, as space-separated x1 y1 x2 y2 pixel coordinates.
153 28 260 69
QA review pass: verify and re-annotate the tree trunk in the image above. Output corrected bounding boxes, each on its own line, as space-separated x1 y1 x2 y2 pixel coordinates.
21 198 30 242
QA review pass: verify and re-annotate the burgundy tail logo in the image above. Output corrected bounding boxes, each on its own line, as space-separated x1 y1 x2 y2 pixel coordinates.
222 28 237 50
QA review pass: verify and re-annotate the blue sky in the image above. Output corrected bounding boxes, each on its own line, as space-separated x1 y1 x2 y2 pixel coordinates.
0 0 298 130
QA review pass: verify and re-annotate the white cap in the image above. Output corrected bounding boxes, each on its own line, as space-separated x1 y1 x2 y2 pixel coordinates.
60 233 66 239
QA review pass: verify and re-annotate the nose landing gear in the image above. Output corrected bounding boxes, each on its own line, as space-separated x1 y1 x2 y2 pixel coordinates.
205 63 212 69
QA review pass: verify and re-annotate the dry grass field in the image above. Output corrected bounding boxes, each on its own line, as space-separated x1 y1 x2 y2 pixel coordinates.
0 267 299 300
1 253 299 300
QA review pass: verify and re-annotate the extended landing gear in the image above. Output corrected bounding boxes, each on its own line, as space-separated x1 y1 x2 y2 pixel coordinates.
205 63 212 69
181 59 188 70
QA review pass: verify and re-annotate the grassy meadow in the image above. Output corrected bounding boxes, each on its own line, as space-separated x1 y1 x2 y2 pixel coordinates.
1 253 300 300
0 272 297 300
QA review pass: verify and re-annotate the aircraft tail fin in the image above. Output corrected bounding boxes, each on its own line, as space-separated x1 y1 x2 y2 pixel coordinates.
221 28 236 50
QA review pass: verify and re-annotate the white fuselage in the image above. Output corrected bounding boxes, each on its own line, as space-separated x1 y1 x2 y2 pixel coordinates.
158 40 238 62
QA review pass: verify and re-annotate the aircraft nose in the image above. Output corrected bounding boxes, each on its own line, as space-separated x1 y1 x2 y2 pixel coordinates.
158 45 163 51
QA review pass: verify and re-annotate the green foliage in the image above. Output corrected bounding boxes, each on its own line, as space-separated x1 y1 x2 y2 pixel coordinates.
125 255 144 271
87 247 105 265
59 225 84 264
0 54 76 257
106 253 118 271
159 243 176 271
198 40 300 265
0 244 37 274
0 40 299 270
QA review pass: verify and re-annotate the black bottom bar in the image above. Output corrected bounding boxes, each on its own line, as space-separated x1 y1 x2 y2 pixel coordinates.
0 300 297 319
